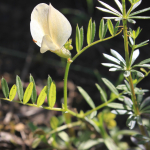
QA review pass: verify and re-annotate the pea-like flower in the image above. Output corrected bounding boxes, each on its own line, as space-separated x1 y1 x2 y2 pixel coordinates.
30 3 72 58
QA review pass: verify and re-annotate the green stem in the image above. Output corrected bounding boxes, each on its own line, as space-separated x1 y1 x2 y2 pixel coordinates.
122 1 149 149
72 29 123 61
47 120 81 136
0 98 64 111
67 109 83 118
64 62 71 110
84 93 123 117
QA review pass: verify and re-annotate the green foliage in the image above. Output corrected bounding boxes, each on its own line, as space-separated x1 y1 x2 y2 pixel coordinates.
77 86 97 118
49 81 56 108
37 86 47 107
1 78 9 98
30 74 37 104
99 19 107 40
102 78 119 95
1 75 57 109
95 83 107 102
107 19 114 36
9 84 17 101
87 18 96 45
76 25 84 52
23 82 33 104
50 116 59 129
47 75 52 106
16 75 24 101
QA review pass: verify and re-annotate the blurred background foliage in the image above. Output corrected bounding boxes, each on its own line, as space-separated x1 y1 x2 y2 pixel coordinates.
0 0 150 149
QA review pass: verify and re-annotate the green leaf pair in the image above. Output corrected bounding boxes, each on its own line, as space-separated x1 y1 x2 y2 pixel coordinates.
76 25 84 52
99 19 107 40
87 18 96 45
107 19 120 36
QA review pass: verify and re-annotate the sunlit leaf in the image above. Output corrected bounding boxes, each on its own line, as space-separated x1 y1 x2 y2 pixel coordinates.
131 0 142 12
138 58 150 65
124 97 133 108
77 86 97 118
101 63 122 68
111 49 126 66
77 86 96 108
23 82 33 104
124 71 130 77
76 24 80 52
9 84 17 101
129 37 134 45
114 0 122 13
98 0 121 16
134 40 149 49
133 64 150 68
87 18 92 45
111 109 133 115
130 7 150 16
95 83 107 102
96 7 120 16
102 78 119 95
131 49 139 65
107 19 114 36
37 86 47 107
109 68 123 71
50 116 59 129
58 131 70 142
103 54 120 65
103 17 119 20
78 138 103 150
127 19 136 24
126 114 136 129
129 16 150 19
107 102 131 110
49 81 56 108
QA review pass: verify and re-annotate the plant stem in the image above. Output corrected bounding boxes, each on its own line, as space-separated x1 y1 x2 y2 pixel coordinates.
47 120 82 136
72 29 123 61
64 62 71 110
84 93 123 117
1 98 64 111
122 0 149 149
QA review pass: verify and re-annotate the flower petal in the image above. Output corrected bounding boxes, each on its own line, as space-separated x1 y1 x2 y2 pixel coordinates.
30 3 50 47
48 4 72 48
40 35 59 53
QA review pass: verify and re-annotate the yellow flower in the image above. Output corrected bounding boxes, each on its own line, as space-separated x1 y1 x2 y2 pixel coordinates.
98 111 117 129
30 3 72 58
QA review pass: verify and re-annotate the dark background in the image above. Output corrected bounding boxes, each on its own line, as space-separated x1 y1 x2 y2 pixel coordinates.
0 0 150 116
